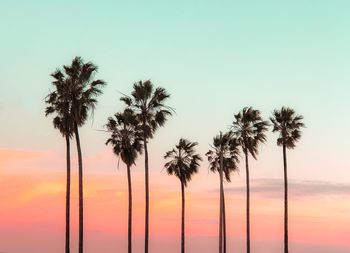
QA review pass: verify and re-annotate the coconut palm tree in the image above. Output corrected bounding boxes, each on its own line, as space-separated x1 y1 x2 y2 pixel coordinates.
121 80 172 253
206 132 240 253
106 108 143 253
270 107 304 253
164 139 202 253
231 107 269 253
62 56 106 253
45 69 74 253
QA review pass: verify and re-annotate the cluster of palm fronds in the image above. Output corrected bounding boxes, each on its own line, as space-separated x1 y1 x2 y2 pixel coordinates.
46 57 304 253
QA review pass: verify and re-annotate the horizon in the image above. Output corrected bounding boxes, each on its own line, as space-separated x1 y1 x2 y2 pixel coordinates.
1 1 350 253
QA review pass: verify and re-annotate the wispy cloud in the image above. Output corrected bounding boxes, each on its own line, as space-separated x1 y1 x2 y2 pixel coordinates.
221 178 350 198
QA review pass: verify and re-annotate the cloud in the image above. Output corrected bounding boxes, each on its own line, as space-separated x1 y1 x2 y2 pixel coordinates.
222 178 350 198
0 148 44 162
19 182 65 202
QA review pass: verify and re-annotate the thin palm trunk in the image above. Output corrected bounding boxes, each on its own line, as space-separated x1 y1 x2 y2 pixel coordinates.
245 150 250 253
283 144 288 253
65 135 71 253
181 181 185 253
127 164 133 253
222 187 226 253
143 135 149 253
219 152 224 253
74 123 84 253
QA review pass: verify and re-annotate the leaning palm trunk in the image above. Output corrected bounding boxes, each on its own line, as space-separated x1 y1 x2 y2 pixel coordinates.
219 153 224 253
65 135 71 253
74 124 84 253
283 144 288 253
244 150 250 253
181 181 185 253
127 165 133 253
143 136 150 253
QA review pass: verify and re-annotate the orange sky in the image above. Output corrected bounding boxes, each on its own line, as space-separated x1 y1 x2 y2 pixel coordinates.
1 148 349 253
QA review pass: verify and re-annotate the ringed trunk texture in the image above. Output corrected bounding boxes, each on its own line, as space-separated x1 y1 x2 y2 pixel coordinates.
245 150 250 253
283 144 289 253
144 136 149 253
219 152 224 253
65 135 71 253
127 165 133 253
74 124 84 253
181 182 185 253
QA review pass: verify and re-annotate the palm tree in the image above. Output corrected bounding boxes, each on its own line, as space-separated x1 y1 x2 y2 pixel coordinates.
270 107 304 253
106 108 143 253
121 80 172 253
164 139 202 253
206 132 240 253
45 70 74 253
231 107 269 253
62 57 106 253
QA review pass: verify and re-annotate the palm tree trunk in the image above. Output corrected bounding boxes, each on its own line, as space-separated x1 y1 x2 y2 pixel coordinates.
181 181 185 253
245 150 250 253
219 152 224 253
74 123 84 253
65 135 71 253
222 186 226 253
283 144 288 253
143 135 149 253
127 164 133 253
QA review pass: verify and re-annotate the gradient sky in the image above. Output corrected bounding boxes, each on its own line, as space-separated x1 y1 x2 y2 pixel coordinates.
1 1 350 253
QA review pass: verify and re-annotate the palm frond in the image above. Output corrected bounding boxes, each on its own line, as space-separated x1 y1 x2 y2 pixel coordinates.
163 138 201 186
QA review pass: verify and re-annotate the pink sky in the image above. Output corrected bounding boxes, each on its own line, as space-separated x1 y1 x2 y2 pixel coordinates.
1 148 349 253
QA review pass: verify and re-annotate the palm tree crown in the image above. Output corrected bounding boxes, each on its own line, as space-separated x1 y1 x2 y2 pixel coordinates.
206 132 240 182
63 56 106 126
45 70 74 138
231 107 269 157
106 108 143 166
270 107 305 149
164 139 202 186
120 80 172 139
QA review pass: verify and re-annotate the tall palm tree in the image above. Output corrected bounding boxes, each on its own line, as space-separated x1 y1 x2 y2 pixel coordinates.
270 107 304 253
121 80 172 253
45 70 74 253
164 139 202 253
62 57 106 253
231 107 269 253
206 132 240 253
106 108 143 253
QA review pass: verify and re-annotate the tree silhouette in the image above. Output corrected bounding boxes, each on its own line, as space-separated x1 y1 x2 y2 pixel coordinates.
270 107 304 253
164 139 201 253
106 108 143 253
206 132 240 253
231 107 269 253
61 56 106 253
121 80 172 253
45 70 74 253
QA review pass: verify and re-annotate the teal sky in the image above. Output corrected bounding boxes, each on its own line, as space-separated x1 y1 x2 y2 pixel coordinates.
1 0 350 182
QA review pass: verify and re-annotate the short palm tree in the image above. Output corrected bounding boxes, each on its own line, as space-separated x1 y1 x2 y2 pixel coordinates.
270 107 304 253
61 56 106 253
121 80 172 253
206 132 240 253
45 70 74 253
231 107 269 253
106 108 143 253
164 139 202 253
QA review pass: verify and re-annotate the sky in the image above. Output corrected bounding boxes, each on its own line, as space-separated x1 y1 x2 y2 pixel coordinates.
1 1 350 252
